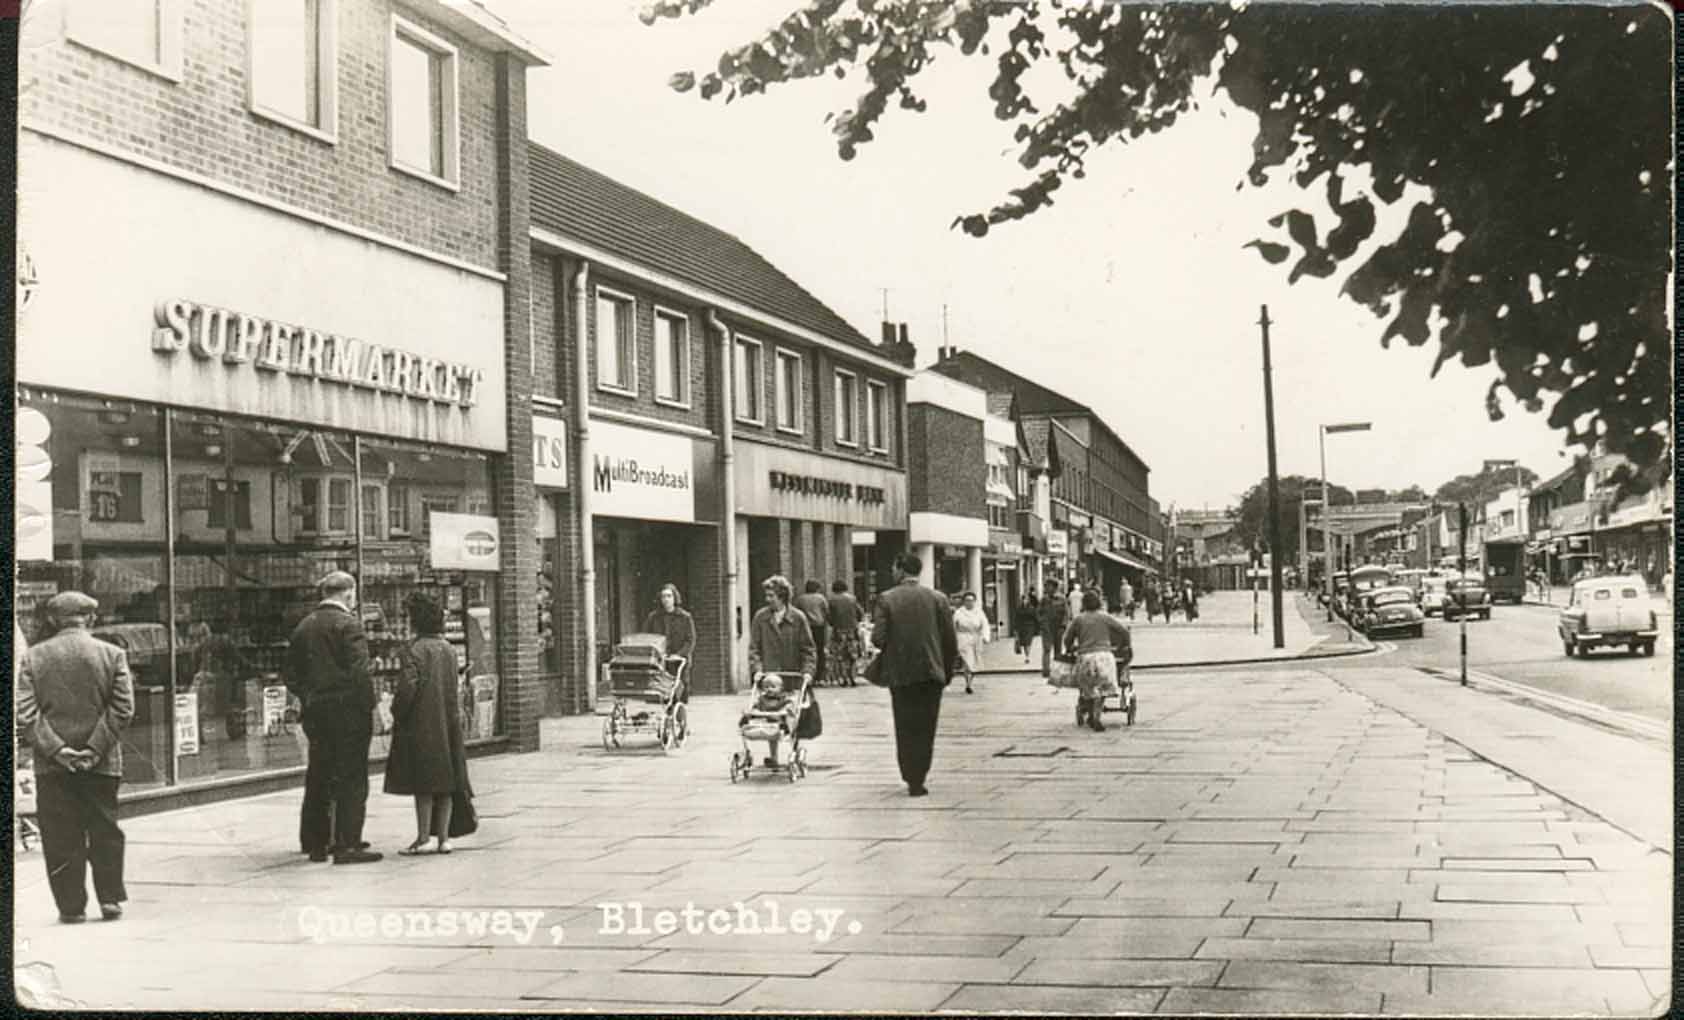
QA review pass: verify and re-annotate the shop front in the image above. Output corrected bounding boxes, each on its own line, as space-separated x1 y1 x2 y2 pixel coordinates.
983 532 1024 630
15 141 511 794
532 406 570 712
733 441 907 687
588 418 726 697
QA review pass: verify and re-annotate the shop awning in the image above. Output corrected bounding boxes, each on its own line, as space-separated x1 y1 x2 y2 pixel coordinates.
1093 547 1149 572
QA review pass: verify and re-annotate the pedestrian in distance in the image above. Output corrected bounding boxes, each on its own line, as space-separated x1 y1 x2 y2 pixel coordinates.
1120 578 1136 620
1066 580 1085 623
17 592 134 924
825 580 865 686
286 571 382 865
793 580 832 687
871 553 959 797
1013 592 1040 663
1038 581 1070 677
385 592 473 856
952 591 989 694
1184 580 1199 622
1143 582 1161 623
747 575 817 767
1060 588 1133 732
643 583 697 701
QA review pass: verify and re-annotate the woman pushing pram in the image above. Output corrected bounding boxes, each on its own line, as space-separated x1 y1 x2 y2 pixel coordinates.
734 575 823 781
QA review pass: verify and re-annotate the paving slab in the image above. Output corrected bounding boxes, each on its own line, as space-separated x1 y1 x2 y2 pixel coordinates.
1195 937 1392 964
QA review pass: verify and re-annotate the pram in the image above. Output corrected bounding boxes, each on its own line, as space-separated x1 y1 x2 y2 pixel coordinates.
15 754 39 851
1097 651 1138 726
601 633 690 753
730 671 817 783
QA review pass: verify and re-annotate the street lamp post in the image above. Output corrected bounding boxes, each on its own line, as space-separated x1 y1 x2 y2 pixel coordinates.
1319 422 1372 621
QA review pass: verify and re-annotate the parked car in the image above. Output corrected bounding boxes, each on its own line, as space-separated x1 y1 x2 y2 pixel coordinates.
1357 586 1426 638
1558 575 1659 658
1393 568 1428 604
1443 576 1492 621
1419 575 1451 616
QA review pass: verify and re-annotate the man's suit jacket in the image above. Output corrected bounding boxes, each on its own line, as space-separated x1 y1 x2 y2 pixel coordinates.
18 627 135 777
285 601 374 712
870 578 958 688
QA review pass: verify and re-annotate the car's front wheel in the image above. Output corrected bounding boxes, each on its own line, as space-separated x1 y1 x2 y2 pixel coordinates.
1642 641 1656 657
1561 637 1574 657
1575 641 1592 659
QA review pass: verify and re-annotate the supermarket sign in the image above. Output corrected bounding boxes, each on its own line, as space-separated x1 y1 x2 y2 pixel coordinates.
430 512 501 572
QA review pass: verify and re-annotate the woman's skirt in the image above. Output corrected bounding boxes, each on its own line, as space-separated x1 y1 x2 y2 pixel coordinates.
1070 650 1121 700
956 636 982 672
829 625 863 683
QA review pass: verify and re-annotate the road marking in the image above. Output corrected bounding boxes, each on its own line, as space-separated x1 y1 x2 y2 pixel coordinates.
1423 666 1670 742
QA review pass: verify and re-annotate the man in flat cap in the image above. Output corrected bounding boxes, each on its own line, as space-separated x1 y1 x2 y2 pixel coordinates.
285 571 381 865
17 591 135 923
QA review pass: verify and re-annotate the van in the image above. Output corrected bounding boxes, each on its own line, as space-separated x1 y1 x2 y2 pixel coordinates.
1558 575 1659 657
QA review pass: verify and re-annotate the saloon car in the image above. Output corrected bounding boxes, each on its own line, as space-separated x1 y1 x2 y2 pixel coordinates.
1442 576 1492 622
1356 586 1426 638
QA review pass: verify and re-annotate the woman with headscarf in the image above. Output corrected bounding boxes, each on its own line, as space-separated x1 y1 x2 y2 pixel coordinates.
385 592 472 855
1059 588 1133 732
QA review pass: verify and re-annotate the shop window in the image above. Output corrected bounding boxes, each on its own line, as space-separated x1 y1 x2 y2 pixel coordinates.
16 389 171 791
249 0 337 139
867 380 888 452
834 368 858 446
734 336 764 424
654 308 690 407
775 349 803 434
388 15 459 187
418 493 459 542
388 481 411 535
595 288 636 395
65 0 184 81
360 484 385 540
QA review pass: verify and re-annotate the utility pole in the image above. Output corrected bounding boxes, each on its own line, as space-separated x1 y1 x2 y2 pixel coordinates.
1259 305 1285 648
1457 501 1469 686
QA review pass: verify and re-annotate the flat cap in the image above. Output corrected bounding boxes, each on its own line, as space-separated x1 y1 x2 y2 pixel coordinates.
318 570 356 594
45 591 99 619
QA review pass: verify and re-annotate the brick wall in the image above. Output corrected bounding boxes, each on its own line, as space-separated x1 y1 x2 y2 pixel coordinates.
531 252 561 401
20 0 502 272
573 267 715 433
908 404 986 519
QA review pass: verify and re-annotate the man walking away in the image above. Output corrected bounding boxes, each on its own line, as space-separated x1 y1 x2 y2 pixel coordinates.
287 571 382 865
793 580 832 687
1038 581 1070 678
18 591 135 923
872 553 958 797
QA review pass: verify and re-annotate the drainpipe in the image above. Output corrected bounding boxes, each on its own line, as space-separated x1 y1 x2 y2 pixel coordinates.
708 309 739 691
574 262 597 712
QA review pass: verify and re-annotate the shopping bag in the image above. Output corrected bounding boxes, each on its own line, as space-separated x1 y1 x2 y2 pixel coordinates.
1046 656 1079 689
447 792 478 838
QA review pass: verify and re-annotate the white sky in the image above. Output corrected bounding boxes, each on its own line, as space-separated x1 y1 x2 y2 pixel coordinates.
495 0 1570 510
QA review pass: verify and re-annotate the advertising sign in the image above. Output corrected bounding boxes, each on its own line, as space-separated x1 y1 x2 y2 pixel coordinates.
174 692 200 756
532 413 569 490
1048 529 1069 556
262 685 290 736
591 419 696 524
429 512 502 572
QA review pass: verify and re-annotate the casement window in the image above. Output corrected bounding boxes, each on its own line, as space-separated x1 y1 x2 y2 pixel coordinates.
594 289 636 395
734 336 765 424
65 0 184 81
653 308 690 407
360 484 384 540
387 482 411 535
388 16 460 187
774 349 803 434
249 0 337 140
207 479 253 531
988 502 1010 529
866 380 889 453
297 475 352 533
833 368 859 446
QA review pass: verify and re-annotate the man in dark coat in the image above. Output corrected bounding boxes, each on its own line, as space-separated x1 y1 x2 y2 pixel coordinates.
17 592 135 923
286 571 382 865
1037 580 1070 678
792 580 832 686
871 553 958 797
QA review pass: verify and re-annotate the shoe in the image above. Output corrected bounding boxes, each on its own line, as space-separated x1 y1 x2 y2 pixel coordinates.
435 840 453 855
333 848 384 865
1090 714 1106 732
398 839 432 857
908 785 929 798
308 849 330 863
58 912 86 925
99 903 123 921
965 685 973 694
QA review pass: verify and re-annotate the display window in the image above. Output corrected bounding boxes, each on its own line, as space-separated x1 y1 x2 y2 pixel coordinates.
13 387 505 792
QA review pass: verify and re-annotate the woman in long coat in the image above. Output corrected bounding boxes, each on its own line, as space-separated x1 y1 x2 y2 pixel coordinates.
951 592 989 694
385 592 472 855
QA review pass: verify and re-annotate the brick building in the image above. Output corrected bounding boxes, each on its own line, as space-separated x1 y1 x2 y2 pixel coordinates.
905 369 989 597
526 146 915 704
928 349 1158 606
15 0 549 798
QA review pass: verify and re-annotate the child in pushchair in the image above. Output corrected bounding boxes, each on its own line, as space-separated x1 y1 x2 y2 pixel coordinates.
730 671 816 782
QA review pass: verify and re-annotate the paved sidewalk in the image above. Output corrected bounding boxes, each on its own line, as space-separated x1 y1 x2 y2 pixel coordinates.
980 591 1350 673
14 662 1669 1014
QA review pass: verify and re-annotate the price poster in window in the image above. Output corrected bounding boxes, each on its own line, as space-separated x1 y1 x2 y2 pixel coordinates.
175 692 200 756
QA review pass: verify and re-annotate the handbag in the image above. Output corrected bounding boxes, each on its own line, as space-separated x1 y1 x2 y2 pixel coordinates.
795 691 823 739
865 654 888 687
447 791 478 837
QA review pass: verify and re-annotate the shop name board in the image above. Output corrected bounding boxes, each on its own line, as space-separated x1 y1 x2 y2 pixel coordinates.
1048 529 1069 556
590 419 698 524
532 414 568 490
152 299 485 408
596 458 692 494
768 470 886 506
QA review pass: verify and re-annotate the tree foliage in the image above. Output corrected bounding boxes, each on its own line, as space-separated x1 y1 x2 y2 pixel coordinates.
1231 474 1351 565
644 1 1673 487
1432 463 1542 509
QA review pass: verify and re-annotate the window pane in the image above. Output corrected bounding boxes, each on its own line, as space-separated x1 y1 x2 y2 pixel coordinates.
736 342 760 419
655 315 685 402
595 296 621 387
251 0 319 124
777 354 800 429
388 482 410 533
328 477 351 532
391 33 440 175
80 0 162 66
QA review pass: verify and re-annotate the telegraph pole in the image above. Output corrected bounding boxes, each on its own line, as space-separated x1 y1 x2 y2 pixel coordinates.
1259 305 1286 648
1457 501 1469 686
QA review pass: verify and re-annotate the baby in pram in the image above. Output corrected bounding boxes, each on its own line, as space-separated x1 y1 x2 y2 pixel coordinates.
738 673 799 767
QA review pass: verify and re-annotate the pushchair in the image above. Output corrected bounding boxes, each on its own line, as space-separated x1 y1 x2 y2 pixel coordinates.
601 633 690 753
1097 650 1138 726
730 671 818 783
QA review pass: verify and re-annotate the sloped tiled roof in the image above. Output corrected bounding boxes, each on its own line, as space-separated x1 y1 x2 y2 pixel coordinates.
1022 419 1054 471
529 144 878 354
986 392 1015 419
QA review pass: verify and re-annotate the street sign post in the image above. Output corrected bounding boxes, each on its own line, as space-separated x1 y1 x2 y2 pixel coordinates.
1457 502 1469 686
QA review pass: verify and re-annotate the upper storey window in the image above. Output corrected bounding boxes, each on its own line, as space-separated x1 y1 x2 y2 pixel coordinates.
66 0 184 82
389 16 460 189
250 0 338 141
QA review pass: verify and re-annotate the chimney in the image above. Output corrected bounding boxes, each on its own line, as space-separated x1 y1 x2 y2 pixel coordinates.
881 322 897 346
898 323 909 346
